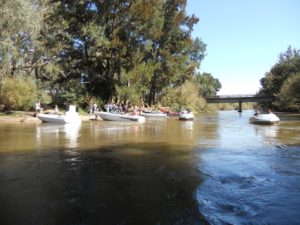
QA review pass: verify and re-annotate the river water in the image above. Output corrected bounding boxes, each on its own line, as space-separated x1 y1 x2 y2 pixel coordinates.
0 110 299 225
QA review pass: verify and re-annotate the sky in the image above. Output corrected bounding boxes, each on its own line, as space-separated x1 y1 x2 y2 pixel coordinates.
186 0 300 95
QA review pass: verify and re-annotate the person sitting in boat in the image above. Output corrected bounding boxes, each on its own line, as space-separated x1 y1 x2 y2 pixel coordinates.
254 109 260 116
187 109 192 113
132 106 138 115
268 108 272 114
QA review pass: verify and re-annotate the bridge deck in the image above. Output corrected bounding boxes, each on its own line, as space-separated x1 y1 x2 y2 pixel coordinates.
206 95 274 103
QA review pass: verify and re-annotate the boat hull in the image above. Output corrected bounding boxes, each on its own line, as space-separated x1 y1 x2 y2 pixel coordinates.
178 113 194 121
249 114 280 125
140 112 167 118
96 112 145 122
37 113 81 124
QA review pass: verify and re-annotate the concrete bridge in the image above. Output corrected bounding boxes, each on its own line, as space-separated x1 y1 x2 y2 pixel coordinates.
206 95 275 112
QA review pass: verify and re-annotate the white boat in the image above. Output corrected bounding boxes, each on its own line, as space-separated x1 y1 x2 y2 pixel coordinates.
37 105 81 123
95 111 145 122
178 110 194 121
140 111 167 118
249 113 280 125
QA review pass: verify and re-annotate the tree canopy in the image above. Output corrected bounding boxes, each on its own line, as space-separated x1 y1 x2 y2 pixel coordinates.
259 46 300 111
39 0 206 105
0 0 219 111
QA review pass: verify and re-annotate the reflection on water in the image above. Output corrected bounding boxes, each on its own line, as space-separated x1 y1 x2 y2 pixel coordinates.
179 120 194 130
0 111 299 225
36 123 81 149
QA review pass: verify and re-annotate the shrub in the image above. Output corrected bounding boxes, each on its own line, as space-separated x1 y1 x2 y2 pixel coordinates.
161 80 206 113
116 85 140 105
278 72 300 111
0 76 38 111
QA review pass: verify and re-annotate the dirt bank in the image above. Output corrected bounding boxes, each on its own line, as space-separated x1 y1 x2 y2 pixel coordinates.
0 112 95 124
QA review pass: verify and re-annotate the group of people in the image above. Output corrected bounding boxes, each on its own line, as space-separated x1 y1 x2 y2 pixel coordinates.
35 101 59 116
104 102 127 113
103 102 145 115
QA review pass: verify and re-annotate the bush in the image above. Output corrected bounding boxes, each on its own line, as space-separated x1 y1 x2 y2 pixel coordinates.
278 72 300 111
0 76 38 111
116 85 140 105
161 80 206 113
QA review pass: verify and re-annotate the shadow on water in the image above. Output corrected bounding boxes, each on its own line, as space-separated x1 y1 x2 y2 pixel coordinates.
0 143 208 225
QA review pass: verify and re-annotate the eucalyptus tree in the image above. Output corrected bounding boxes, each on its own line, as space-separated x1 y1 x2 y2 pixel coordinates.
0 0 43 78
42 0 206 106
145 0 206 105
43 0 139 104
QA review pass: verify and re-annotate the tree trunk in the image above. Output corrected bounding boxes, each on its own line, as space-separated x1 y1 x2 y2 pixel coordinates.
148 73 157 106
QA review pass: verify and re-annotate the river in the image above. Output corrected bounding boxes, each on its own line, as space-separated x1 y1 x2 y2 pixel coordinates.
0 110 299 225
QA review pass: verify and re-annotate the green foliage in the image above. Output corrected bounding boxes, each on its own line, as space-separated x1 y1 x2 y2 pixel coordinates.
116 85 140 105
0 0 43 78
52 80 88 109
1 0 210 110
259 46 300 111
41 0 206 106
259 46 300 96
194 72 221 97
161 80 206 113
277 72 300 111
0 76 38 110
212 102 255 111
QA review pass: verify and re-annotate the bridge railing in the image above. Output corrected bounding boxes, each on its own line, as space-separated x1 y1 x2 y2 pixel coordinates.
208 94 256 98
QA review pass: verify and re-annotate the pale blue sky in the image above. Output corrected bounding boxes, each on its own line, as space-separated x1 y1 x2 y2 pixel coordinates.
186 0 300 95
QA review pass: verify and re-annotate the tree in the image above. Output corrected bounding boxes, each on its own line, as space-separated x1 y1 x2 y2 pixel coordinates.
258 46 300 111
160 80 206 112
0 0 43 78
42 0 206 107
0 76 38 110
259 46 300 97
193 72 221 97
277 72 300 111
146 0 206 105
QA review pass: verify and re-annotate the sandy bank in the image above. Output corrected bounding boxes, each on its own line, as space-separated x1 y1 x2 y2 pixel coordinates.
0 113 97 124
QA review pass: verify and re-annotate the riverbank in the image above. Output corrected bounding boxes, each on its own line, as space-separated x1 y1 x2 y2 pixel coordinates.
0 111 95 123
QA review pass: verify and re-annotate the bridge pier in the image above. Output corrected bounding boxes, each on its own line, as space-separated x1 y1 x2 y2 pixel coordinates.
238 101 242 112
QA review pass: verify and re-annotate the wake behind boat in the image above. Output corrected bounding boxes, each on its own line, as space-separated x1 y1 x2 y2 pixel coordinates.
249 113 280 125
95 111 145 122
37 105 81 124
